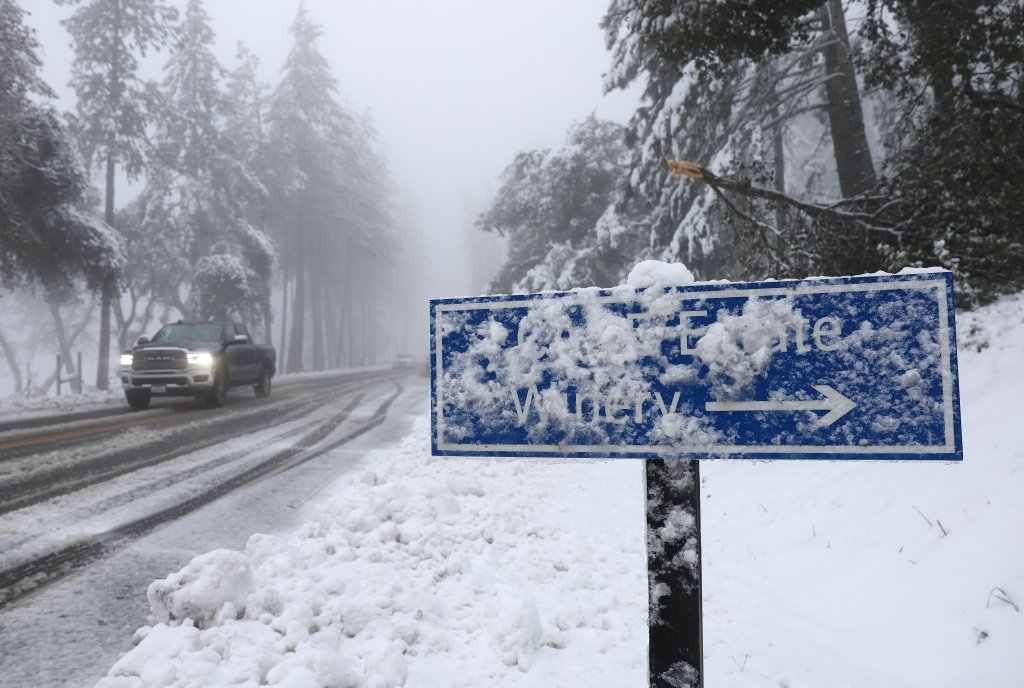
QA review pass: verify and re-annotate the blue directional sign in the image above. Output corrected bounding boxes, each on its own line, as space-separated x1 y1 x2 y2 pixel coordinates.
430 272 962 460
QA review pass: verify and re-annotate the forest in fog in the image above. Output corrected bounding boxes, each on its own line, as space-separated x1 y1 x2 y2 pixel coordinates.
1 0 1022 398
1 0 399 396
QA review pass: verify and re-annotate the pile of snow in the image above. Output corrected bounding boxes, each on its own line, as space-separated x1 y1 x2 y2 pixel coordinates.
97 427 647 688
624 260 695 289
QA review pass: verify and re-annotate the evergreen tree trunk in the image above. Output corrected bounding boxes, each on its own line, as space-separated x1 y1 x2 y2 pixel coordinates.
368 280 377 366
279 271 289 366
354 260 363 366
821 0 877 198
361 274 369 366
96 151 116 390
48 300 79 392
324 278 337 369
262 292 272 345
311 279 324 370
134 292 156 343
898 2 955 109
340 243 353 367
311 240 325 370
287 232 306 373
260 197 273 345
113 294 131 353
97 278 113 390
0 327 23 394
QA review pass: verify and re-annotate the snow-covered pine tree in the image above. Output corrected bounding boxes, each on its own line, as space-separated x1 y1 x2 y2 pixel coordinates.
226 43 274 342
0 0 123 295
0 0 52 282
226 43 269 173
267 4 394 372
136 0 272 331
267 3 346 373
56 0 177 388
0 0 51 156
478 115 642 293
333 112 398 369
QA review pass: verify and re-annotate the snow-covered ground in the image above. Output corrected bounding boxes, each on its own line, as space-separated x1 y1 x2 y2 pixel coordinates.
93 290 1023 687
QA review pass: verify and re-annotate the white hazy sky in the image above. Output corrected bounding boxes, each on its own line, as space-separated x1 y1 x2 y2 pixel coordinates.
23 0 641 298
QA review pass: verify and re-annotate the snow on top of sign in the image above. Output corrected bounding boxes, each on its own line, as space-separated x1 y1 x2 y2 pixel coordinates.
808 266 948 281
625 260 695 288
639 260 946 285
897 266 949 275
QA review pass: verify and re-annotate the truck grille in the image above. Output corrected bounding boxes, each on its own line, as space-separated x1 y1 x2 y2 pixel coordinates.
132 350 187 371
132 376 188 386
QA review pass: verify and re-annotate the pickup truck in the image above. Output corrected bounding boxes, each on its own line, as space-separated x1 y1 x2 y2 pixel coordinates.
120 321 276 410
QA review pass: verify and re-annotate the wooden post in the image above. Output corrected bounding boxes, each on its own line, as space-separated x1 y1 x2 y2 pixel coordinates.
646 458 704 688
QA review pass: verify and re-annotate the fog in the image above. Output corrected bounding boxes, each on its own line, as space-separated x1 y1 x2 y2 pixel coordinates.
25 0 640 299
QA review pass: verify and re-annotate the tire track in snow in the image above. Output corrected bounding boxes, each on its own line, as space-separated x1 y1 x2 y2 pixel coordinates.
0 378 389 558
0 370 401 513
0 369 391 462
0 378 404 610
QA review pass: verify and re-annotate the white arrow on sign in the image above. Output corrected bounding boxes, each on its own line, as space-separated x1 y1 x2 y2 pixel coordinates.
705 384 857 427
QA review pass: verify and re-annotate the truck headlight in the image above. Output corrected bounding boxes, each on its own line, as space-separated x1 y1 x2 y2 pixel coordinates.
187 352 214 367
120 353 134 367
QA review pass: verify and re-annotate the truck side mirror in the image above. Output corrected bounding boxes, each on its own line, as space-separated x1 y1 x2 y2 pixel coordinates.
137 336 150 346
232 334 249 344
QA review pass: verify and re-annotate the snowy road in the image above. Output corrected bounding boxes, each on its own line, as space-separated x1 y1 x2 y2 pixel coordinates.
0 369 426 688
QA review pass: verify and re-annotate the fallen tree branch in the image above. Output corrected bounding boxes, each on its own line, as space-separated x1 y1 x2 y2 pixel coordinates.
665 157 903 238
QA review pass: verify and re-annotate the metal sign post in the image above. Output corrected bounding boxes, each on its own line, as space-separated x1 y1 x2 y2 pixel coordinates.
646 458 703 687
430 271 962 686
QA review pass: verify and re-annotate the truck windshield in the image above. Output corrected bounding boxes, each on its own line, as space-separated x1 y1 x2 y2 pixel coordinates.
151 324 224 343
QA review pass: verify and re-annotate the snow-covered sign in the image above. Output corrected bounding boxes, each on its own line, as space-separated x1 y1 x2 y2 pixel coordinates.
431 271 962 460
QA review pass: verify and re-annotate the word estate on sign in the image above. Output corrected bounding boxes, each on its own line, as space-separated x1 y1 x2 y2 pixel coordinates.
430 272 962 461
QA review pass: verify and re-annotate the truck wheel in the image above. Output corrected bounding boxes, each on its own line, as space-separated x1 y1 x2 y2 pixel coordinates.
125 389 151 411
254 365 272 398
206 367 228 408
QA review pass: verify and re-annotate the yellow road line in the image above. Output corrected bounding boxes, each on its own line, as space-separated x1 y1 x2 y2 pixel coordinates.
0 411 203 451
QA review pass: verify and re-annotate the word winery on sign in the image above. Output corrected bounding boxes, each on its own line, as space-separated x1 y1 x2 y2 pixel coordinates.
514 384 691 425
431 272 962 461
